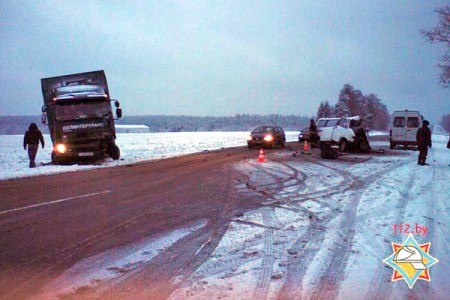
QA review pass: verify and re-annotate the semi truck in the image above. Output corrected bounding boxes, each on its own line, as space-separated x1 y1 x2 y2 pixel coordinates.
41 70 122 164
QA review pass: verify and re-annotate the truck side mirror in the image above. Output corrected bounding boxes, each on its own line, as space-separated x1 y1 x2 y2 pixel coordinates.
114 100 120 108
41 113 47 124
116 108 122 119
42 105 47 113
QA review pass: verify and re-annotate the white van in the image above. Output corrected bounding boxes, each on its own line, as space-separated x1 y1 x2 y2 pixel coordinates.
389 109 423 149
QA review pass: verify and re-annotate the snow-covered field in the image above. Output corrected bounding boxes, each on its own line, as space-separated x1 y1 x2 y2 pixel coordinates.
0 131 299 180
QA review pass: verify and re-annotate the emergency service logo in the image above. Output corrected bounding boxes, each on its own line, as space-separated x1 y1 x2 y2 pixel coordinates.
383 233 439 289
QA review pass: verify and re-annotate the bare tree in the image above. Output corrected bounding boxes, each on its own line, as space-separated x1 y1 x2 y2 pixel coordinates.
421 5 450 87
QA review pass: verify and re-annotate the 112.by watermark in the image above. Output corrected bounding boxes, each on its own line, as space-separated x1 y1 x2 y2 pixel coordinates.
392 223 428 236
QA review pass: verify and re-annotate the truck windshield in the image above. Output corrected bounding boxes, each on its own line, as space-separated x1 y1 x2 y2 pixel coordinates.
55 101 111 121
56 85 105 96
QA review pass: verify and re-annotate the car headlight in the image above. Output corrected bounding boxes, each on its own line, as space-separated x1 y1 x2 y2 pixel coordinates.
264 135 274 142
55 143 67 154
247 135 252 141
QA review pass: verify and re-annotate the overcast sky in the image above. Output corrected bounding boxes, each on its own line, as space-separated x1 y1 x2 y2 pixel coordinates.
0 0 448 123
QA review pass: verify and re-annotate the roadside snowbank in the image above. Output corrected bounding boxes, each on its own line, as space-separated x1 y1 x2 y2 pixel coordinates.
0 131 298 180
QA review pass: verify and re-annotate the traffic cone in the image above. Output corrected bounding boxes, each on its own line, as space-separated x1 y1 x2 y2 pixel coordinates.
257 148 265 162
304 140 310 151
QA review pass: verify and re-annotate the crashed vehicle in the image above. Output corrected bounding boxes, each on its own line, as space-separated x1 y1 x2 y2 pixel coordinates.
316 116 369 152
41 70 122 164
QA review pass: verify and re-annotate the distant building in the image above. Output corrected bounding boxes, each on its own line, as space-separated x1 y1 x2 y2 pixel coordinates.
115 125 150 133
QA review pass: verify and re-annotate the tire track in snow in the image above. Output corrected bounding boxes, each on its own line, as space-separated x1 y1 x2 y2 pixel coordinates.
253 207 283 300
242 157 361 299
312 161 406 300
246 159 352 214
249 161 308 195
366 162 416 300
279 160 405 299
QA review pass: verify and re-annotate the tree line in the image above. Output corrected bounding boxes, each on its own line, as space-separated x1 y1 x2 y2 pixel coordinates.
316 84 390 130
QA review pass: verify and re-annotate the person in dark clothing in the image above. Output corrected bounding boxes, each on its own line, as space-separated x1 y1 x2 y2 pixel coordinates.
354 127 371 152
416 120 432 166
309 119 318 146
23 123 45 168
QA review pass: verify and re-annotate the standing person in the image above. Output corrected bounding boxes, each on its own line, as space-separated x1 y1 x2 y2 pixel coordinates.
309 118 318 146
416 120 432 166
23 123 45 168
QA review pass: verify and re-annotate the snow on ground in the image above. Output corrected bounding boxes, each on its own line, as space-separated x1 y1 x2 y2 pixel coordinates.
0 131 298 180
338 134 450 299
169 135 450 299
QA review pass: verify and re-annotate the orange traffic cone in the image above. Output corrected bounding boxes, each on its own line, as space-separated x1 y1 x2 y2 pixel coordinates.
257 148 265 162
304 140 310 151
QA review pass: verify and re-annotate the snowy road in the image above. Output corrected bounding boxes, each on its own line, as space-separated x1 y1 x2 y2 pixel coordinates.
169 136 449 299
0 134 448 299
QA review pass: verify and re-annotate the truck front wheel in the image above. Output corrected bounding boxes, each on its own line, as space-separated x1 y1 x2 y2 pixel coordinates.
51 151 62 165
110 144 121 160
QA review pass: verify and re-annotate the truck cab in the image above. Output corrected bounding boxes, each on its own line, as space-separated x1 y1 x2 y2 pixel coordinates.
41 70 122 164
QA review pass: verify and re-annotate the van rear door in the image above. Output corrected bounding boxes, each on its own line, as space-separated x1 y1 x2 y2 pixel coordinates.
405 115 420 143
392 115 406 142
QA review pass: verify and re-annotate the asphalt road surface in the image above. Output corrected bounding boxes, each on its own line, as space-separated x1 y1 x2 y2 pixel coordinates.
0 145 266 299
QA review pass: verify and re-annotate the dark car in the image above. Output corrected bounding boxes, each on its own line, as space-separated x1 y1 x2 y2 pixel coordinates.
247 126 286 149
298 126 311 142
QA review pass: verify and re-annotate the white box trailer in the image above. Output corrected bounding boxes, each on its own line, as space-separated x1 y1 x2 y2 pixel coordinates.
389 109 423 149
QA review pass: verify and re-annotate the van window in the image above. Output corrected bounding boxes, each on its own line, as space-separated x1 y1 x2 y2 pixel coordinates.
407 117 419 128
393 117 405 127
